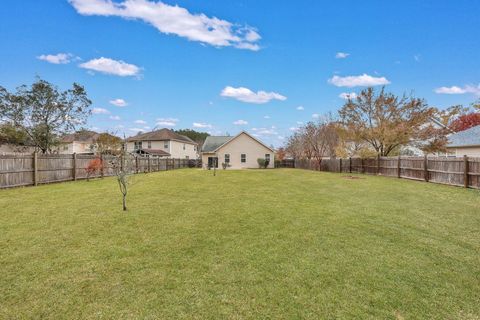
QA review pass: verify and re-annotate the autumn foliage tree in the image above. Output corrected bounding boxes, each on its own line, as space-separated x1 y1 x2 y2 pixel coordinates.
339 87 441 156
450 113 480 132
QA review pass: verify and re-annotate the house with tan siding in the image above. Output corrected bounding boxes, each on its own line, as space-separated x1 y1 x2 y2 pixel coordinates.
446 125 480 157
201 131 274 169
125 128 198 159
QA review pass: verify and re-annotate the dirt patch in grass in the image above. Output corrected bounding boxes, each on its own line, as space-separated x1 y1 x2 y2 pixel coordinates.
342 175 364 180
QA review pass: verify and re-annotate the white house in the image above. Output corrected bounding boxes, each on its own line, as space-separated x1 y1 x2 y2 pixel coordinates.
57 130 99 154
125 128 198 159
201 131 275 169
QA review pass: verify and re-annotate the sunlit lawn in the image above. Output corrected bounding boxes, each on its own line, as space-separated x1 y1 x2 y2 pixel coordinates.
1 169 479 319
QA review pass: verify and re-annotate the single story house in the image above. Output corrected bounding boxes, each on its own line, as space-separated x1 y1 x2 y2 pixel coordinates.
125 128 198 159
201 131 275 169
57 130 99 154
446 125 480 157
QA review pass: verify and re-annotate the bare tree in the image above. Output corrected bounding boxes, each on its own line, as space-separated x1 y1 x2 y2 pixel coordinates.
111 150 136 211
302 119 339 169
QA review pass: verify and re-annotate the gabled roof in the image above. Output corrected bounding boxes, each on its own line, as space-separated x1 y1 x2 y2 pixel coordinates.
126 128 196 144
60 130 99 143
447 125 480 148
201 131 275 153
201 136 233 152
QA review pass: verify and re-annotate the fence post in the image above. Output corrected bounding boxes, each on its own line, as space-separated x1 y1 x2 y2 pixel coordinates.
72 153 77 181
33 152 38 186
339 158 342 173
424 155 429 182
349 157 352 173
100 154 104 178
135 156 139 173
361 158 364 174
397 155 401 178
148 155 151 172
464 155 469 188
376 154 380 175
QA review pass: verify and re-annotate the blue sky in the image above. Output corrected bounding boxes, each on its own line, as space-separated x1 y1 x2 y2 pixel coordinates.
1 0 479 146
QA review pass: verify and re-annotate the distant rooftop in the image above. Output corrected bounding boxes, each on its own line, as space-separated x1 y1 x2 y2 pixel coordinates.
126 128 196 144
447 125 480 147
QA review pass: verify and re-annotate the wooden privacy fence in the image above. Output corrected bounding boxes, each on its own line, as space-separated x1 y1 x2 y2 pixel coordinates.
294 156 480 189
0 153 198 189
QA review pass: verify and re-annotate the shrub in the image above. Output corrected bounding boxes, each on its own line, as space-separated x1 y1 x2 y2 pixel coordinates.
86 157 103 181
257 158 266 169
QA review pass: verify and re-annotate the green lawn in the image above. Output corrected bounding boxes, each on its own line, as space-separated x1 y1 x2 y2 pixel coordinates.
1 169 479 319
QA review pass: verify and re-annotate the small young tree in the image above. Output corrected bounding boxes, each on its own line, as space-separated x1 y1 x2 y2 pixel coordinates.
111 152 135 211
85 157 103 181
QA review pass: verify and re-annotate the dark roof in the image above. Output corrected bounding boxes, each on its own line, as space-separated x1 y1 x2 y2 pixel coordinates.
447 125 480 147
60 130 99 143
137 149 171 157
201 136 233 152
126 128 196 144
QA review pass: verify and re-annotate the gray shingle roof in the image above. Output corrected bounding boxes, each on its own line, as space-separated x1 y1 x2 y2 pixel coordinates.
447 125 480 147
201 136 233 152
126 128 196 144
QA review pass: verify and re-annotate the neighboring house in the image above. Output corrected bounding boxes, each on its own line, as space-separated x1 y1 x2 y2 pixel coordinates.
125 128 198 159
201 131 275 169
57 130 99 154
445 125 480 157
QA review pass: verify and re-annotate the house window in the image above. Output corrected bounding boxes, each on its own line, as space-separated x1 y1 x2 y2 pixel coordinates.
265 154 271 162
183 144 185 150
164 141 168 149
225 154 230 163
186 156 189 159
63 145 68 151
134 141 142 150
194 145 197 151
148 141 151 149
241 154 246 163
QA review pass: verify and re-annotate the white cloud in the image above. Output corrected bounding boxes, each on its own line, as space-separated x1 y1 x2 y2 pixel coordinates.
193 122 212 128
264 115 270 119
220 86 287 104
434 85 480 96
277 135 285 140
69 0 261 51
37 53 75 64
335 52 349 59
296 121 304 125
134 120 147 125
109 98 128 107
339 92 358 100
289 127 299 131
92 107 110 114
251 127 277 135
328 74 391 87
233 119 248 125
129 127 147 133
312 113 320 119
296 105 304 111
79 57 141 77
109 115 121 120
156 117 179 127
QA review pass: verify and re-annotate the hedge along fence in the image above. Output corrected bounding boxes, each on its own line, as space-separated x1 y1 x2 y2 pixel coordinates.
0 153 198 189
294 156 480 189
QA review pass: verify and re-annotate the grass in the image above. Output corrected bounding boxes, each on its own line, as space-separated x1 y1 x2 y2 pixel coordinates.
0 169 479 319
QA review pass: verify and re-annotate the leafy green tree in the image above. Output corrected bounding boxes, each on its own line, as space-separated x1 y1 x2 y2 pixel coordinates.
0 78 91 153
0 122 31 146
175 129 210 145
